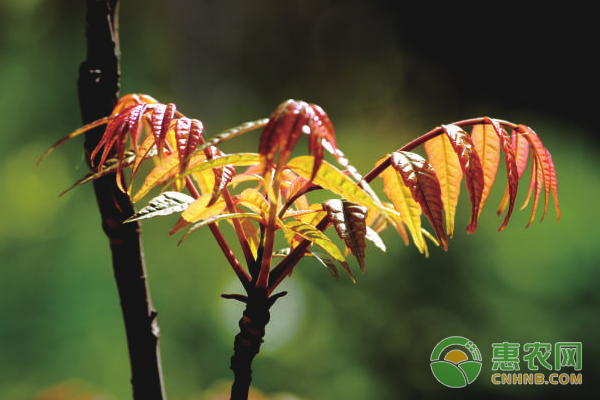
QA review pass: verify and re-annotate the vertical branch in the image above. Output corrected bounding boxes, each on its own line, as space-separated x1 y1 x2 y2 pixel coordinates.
224 290 287 400
77 1 166 399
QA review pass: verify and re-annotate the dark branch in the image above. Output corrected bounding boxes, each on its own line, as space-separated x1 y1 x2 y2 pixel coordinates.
77 1 166 399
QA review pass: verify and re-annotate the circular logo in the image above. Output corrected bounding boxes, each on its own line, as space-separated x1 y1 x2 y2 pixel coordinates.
430 336 482 388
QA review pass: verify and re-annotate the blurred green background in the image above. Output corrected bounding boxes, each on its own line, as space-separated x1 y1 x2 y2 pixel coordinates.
1 1 597 399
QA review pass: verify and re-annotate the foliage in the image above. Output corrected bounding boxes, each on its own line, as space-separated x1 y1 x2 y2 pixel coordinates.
39 93 561 294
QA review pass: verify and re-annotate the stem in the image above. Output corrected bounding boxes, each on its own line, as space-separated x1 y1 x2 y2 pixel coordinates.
226 290 287 400
268 217 330 294
78 1 165 399
185 177 251 287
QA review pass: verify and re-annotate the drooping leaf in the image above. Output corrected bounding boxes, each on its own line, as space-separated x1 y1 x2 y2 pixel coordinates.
441 124 485 234
310 251 341 280
307 103 337 180
518 125 560 223
37 116 111 169
322 199 369 272
205 146 235 204
424 133 462 237
365 226 386 252
59 151 137 196
151 102 177 161
389 151 448 250
124 191 195 223
497 128 529 219
174 118 204 180
377 203 410 245
483 118 519 231
126 102 149 150
273 248 340 280
283 220 353 282
128 133 159 193
379 159 428 255
471 123 501 216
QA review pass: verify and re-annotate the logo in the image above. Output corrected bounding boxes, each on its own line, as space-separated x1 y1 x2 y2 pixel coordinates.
430 336 482 388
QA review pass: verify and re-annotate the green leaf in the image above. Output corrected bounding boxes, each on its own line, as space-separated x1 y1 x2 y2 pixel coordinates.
125 191 195 223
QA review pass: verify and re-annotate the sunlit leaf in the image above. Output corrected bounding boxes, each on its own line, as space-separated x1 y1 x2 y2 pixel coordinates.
441 124 484 234
236 188 269 218
365 226 386 252
322 199 369 272
124 191 195 223
471 124 500 216
151 103 176 161
283 220 353 282
497 128 529 219
181 193 227 223
483 118 518 232
287 156 380 211
379 158 428 255
133 152 180 202
518 125 560 222
389 151 447 250
424 133 462 237
273 248 340 280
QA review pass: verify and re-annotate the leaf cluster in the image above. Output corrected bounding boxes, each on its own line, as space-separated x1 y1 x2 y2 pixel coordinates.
39 94 560 293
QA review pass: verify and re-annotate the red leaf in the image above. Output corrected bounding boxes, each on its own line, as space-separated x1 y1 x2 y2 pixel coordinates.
259 100 339 181
259 100 304 172
518 125 560 223
390 151 448 250
174 118 204 178
151 103 177 160
206 146 235 204
126 103 149 150
322 199 369 272
441 124 485 234
308 103 337 180
483 119 519 231
497 128 530 219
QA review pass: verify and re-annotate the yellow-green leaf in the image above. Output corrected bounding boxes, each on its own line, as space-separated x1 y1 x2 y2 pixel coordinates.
283 220 353 282
287 156 379 211
379 159 428 256
471 124 500 216
181 193 226 223
424 134 462 237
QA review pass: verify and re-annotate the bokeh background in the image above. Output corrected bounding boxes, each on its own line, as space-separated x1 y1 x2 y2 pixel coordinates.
1 1 597 399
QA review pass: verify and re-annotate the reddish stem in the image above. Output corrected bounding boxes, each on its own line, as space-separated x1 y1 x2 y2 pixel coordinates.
363 117 517 183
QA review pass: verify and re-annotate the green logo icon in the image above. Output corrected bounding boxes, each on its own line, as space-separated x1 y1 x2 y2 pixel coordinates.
431 336 482 388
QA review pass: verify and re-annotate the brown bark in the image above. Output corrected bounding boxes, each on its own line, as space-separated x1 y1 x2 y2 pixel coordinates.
77 1 166 399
